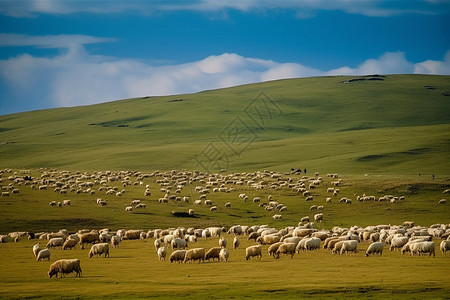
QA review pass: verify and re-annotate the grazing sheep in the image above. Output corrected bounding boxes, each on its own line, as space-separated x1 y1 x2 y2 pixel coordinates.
188 209 194 216
225 202 231 208
111 235 121 248
411 241 435 257
245 245 262 261
257 234 281 245
171 238 188 250
390 237 408 251
36 248 50 261
125 206 133 212
332 241 345 254
88 243 110 258
46 237 65 249
205 247 222 262
365 242 384 257
219 237 227 248
438 199 446 204
219 248 229 262
33 243 40 258
233 237 240 249
62 239 78 250
272 214 282 220
370 232 380 243
169 250 186 263
123 230 142 240
304 237 321 251
248 232 260 241
79 232 99 249
62 200 71 206
157 247 167 261
276 242 296 259
440 240 450 255
314 213 323 223
300 216 310 223
340 240 358 255
282 237 302 248
184 248 205 264
268 242 284 257
48 259 82 278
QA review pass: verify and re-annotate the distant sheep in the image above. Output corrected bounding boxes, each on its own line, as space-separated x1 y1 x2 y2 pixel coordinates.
62 239 78 250
314 213 323 223
48 259 82 278
219 237 227 248
272 214 282 220
245 245 262 260
157 247 167 261
268 242 284 257
438 199 446 204
276 242 296 259
184 248 205 264
205 247 222 262
365 242 384 257
170 250 187 263
219 248 229 262
88 243 110 258
36 248 50 261
233 237 240 249
46 237 64 249
33 243 40 258
340 240 358 255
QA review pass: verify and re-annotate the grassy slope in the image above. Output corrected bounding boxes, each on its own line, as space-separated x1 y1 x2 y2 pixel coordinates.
0 74 449 174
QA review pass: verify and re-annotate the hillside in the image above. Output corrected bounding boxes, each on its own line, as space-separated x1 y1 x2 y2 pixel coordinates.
0 74 449 175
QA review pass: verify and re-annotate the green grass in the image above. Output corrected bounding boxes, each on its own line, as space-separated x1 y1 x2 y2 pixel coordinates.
0 75 449 299
0 74 449 174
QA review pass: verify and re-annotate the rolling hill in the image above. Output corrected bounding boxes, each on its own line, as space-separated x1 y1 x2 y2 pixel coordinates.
0 74 449 175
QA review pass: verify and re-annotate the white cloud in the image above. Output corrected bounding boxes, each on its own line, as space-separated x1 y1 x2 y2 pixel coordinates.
0 34 449 113
0 33 116 48
1 0 447 18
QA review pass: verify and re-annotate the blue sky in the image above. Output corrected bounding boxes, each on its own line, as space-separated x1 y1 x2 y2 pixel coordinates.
0 0 449 115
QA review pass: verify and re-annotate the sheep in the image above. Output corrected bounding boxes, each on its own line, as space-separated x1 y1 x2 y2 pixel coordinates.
219 248 229 262
300 216 310 223
370 232 380 242
282 237 302 248
340 240 358 255
304 237 321 251
62 239 78 250
228 225 243 236
1 191 10 197
188 209 195 216
411 241 435 257
63 200 71 206
46 237 65 249
79 232 99 249
257 234 281 245
233 237 240 249
36 248 50 261
268 242 284 257
33 243 40 258
438 199 446 204
157 247 167 261
111 235 121 248
184 248 205 264
440 240 450 255
331 241 345 254
390 237 408 251
205 247 222 262
314 213 323 223
123 230 142 240
219 237 227 248
276 242 296 259
225 202 231 208
245 245 262 260
272 214 282 220
48 259 82 278
169 250 187 263
88 243 110 258
365 242 384 256
210 206 217 212
49 201 56 206
248 232 260 241
171 238 188 250
125 206 133 212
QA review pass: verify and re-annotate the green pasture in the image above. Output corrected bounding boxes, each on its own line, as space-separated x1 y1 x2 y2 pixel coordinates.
0 233 449 299
0 75 449 174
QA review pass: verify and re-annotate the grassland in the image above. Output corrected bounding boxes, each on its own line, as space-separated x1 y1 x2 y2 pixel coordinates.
0 74 449 174
0 75 449 299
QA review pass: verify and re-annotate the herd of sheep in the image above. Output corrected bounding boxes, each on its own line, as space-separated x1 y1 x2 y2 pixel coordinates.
0 168 448 278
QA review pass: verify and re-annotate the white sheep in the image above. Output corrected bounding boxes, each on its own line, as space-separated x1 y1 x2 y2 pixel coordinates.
219 248 229 262
304 237 321 251
169 250 187 263
233 237 240 249
48 259 82 278
111 235 121 248
390 237 408 251
272 214 282 220
340 240 358 255
365 242 384 256
314 213 323 223
36 248 51 261
46 237 65 249
440 240 450 255
245 245 262 260
219 237 227 248
411 241 435 257
157 247 167 261
171 238 188 250
88 243 110 258
438 199 446 204
33 243 40 258
184 248 205 264
275 242 296 259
